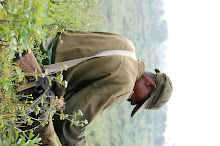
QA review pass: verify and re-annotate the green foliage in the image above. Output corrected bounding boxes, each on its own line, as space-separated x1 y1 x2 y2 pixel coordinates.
0 0 103 144
0 50 26 134
32 49 48 67
0 0 103 56
0 130 41 146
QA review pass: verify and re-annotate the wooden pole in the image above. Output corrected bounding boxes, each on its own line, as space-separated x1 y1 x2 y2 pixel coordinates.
14 50 43 91
14 50 42 74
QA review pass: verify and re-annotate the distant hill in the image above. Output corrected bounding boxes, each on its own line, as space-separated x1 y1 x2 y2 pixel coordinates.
86 0 168 146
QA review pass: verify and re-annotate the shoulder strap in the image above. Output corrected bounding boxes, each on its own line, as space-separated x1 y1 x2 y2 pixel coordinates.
44 50 137 74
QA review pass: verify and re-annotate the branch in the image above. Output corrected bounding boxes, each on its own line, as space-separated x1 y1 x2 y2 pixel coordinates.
0 19 6 23
0 40 8 50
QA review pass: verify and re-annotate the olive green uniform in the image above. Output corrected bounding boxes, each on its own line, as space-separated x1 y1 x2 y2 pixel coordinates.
44 32 145 146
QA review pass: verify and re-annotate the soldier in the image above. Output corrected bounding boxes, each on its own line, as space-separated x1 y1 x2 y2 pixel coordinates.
39 31 173 146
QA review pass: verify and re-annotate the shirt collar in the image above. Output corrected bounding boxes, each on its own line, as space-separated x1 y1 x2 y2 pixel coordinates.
136 60 145 81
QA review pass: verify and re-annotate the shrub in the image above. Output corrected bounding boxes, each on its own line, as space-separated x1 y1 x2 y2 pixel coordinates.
0 0 103 144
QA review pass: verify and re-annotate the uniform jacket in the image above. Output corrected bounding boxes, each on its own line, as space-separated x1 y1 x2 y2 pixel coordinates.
52 32 145 146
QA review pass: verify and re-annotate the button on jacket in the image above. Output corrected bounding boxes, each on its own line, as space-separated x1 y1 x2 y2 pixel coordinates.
52 32 145 146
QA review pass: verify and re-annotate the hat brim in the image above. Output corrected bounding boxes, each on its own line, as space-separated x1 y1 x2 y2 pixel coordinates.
131 90 155 117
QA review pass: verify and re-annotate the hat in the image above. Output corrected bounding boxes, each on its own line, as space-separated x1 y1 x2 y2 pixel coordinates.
131 69 173 117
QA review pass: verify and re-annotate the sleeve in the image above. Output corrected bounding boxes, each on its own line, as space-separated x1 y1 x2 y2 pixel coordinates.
53 76 120 146
53 54 138 145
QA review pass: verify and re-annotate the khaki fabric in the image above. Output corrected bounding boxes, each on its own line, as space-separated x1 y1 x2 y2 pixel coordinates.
51 32 145 146
38 114 58 146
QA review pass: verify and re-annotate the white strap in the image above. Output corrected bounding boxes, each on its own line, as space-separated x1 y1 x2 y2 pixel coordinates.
44 50 137 74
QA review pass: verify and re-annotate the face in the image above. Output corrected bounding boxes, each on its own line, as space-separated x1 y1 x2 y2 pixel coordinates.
128 76 156 105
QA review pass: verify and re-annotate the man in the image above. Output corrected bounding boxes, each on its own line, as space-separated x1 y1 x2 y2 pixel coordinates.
39 31 173 146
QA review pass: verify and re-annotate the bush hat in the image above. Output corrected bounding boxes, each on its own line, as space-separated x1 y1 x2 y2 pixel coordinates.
131 69 173 117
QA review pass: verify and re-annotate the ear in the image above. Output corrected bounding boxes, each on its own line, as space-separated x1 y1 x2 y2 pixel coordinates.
145 81 156 89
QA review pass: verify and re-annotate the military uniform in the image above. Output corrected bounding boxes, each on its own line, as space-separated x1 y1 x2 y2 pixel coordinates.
46 32 145 146
38 31 174 146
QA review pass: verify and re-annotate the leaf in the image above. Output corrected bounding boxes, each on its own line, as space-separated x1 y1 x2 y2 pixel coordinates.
36 18 43 24
14 22 21 28
1 31 7 38
15 132 19 142
14 14 20 19
4 26 9 31
0 4 3 19
8 50 15 61
9 37 17 51
43 18 55 25
28 134 41 145
15 66 22 75
49 79 52 86
35 74 38 81
8 0 16 14
28 129 34 139
21 29 28 39
17 136 25 146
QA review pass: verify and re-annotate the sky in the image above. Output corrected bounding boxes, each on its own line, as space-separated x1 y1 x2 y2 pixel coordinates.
163 0 220 146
